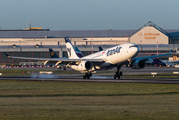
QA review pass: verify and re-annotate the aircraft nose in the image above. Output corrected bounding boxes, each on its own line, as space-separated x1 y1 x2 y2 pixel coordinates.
136 46 139 52
131 45 139 58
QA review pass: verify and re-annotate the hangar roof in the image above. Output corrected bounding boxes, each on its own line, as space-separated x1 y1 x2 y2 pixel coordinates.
0 28 179 38
0 30 135 38
165 30 179 38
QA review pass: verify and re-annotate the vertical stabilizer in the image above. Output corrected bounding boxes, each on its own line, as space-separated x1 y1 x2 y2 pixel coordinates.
99 47 103 51
49 48 59 58
65 36 79 59
75 47 84 58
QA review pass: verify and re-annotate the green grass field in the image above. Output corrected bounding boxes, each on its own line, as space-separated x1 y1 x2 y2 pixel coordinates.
0 80 179 120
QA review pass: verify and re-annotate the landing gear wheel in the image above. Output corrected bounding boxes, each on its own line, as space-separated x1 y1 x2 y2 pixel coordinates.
113 74 120 79
119 71 122 76
83 73 91 79
83 75 86 79
113 75 116 79
89 72 92 77
113 71 122 79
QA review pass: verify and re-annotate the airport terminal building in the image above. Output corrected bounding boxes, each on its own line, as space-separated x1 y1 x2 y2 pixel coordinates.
0 21 179 64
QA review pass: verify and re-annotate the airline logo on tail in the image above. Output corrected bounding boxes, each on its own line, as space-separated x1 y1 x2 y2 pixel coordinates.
67 47 71 57
75 47 84 58
50 51 54 56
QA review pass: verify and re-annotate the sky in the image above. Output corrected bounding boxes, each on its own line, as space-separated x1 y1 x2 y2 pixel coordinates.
0 0 179 30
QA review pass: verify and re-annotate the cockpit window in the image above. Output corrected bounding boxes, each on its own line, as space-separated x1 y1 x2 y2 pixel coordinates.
129 45 137 48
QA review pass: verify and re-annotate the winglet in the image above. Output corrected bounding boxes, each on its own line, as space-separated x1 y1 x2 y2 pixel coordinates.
4 52 11 58
170 49 172 53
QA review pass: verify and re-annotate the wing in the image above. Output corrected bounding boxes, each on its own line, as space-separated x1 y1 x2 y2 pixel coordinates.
133 50 172 61
4 53 104 66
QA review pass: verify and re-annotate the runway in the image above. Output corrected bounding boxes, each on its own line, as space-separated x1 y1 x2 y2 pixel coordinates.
1 66 179 74
0 67 179 84
0 74 179 84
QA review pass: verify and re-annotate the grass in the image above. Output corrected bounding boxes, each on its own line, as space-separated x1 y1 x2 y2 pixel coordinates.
0 80 179 119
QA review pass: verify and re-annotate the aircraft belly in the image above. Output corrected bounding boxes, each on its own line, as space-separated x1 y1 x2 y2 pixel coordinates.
99 63 112 68
70 65 79 71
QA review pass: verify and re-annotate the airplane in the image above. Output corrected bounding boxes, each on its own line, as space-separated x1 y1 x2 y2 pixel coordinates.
4 36 172 79
152 58 166 66
146 58 166 67
145 53 179 67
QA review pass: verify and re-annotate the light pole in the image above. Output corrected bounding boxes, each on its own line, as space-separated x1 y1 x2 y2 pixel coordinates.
92 35 93 54
157 34 158 56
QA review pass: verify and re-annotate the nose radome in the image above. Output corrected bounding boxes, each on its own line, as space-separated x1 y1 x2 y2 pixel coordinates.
132 47 139 58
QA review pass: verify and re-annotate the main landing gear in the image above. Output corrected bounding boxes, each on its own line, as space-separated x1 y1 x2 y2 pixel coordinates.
113 71 122 79
113 65 122 79
83 72 92 79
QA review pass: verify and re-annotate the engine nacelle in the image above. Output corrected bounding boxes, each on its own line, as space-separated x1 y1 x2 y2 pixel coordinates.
78 61 93 71
131 59 145 69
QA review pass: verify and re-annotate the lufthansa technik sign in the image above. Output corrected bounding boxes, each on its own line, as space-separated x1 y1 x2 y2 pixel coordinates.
138 32 160 39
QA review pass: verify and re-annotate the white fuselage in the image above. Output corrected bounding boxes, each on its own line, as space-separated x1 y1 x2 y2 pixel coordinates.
71 43 139 72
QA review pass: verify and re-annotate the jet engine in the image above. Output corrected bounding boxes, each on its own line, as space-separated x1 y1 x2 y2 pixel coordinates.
78 61 93 71
131 59 145 69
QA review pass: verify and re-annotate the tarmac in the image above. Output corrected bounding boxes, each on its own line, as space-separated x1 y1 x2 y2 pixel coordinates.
0 66 179 84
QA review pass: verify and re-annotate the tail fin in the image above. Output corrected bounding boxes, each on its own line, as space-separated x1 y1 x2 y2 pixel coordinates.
99 47 103 51
65 36 79 59
170 49 172 53
49 48 59 58
75 47 84 58
153 58 166 66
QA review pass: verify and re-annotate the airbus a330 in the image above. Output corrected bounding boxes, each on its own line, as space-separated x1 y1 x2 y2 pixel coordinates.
5 36 172 79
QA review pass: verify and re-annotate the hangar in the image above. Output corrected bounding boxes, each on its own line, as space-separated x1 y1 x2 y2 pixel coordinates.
0 21 179 64
0 21 179 46
128 21 177 44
